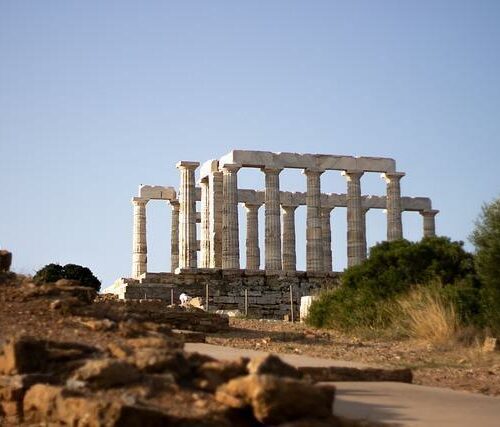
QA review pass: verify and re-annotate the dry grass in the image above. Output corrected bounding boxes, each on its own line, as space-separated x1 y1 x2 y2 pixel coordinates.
393 286 459 346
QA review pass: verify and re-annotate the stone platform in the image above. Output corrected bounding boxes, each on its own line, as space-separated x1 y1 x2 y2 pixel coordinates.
111 270 341 319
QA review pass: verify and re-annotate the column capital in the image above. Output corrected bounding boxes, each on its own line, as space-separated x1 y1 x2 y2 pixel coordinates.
261 166 283 175
420 209 439 218
220 163 241 173
281 203 299 211
302 168 324 177
132 197 148 206
198 176 209 185
176 160 200 170
321 206 334 214
381 171 405 183
244 202 262 211
169 199 180 208
341 170 364 181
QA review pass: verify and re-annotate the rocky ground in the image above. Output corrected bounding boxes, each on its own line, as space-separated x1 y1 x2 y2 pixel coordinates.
0 272 384 426
207 318 500 396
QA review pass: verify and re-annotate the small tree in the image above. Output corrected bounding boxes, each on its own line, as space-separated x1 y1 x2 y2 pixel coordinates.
33 263 64 283
34 263 101 292
470 197 500 333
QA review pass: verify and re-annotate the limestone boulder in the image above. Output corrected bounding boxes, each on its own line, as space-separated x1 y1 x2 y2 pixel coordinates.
0 336 98 375
0 250 12 273
71 358 141 389
247 354 302 379
23 384 173 426
23 383 62 423
215 374 335 425
195 357 249 391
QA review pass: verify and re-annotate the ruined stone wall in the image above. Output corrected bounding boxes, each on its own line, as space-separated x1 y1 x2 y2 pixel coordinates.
123 270 341 319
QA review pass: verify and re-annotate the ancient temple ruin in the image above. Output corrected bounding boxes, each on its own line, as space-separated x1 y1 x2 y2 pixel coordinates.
113 150 438 318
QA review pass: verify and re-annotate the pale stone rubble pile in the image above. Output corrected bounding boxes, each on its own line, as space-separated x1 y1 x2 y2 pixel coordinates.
0 335 386 426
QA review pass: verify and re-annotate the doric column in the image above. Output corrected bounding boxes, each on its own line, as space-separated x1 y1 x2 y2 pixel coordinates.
362 207 370 260
304 168 324 272
176 161 200 270
199 177 210 268
221 163 241 269
382 172 405 241
282 204 298 271
170 200 180 272
262 167 283 271
321 207 334 272
132 197 148 279
244 203 261 270
208 170 223 268
342 170 366 267
420 209 439 237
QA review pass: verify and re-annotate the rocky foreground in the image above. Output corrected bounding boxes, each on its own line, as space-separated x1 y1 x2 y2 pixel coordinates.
0 273 382 426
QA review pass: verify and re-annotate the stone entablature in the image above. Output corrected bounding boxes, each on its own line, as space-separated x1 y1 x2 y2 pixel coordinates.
129 150 439 279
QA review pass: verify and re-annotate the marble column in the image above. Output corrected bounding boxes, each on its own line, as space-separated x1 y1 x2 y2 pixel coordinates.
170 200 180 272
282 204 298 272
321 206 334 272
262 167 283 271
208 170 223 268
362 207 370 260
382 172 405 241
132 197 148 279
420 209 439 237
199 177 210 268
221 163 241 269
304 169 324 272
176 161 200 270
342 170 366 267
244 203 261 270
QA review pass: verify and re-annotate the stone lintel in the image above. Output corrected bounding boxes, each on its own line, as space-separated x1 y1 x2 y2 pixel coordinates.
172 186 432 212
401 197 432 212
139 185 176 200
219 150 396 173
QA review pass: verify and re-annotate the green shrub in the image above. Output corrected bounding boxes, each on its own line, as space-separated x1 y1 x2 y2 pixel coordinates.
470 197 500 334
307 237 477 332
33 263 64 284
34 263 101 292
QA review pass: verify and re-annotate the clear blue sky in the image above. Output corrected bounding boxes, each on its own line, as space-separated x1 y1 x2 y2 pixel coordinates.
1 1 499 288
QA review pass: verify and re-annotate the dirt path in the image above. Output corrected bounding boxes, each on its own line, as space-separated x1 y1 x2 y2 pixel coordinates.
207 318 500 396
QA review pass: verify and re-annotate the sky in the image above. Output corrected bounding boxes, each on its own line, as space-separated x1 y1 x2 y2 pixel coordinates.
1 1 499 289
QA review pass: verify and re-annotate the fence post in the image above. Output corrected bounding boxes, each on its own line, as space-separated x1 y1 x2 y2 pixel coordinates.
289 285 294 322
205 283 209 312
245 288 248 317
170 288 174 305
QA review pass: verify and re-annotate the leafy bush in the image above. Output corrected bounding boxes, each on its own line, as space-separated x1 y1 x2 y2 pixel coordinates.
470 197 500 334
307 237 477 332
34 263 101 292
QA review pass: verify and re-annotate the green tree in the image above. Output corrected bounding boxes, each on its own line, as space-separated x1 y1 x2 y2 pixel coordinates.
33 263 64 284
33 263 101 292
470 197 500 333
